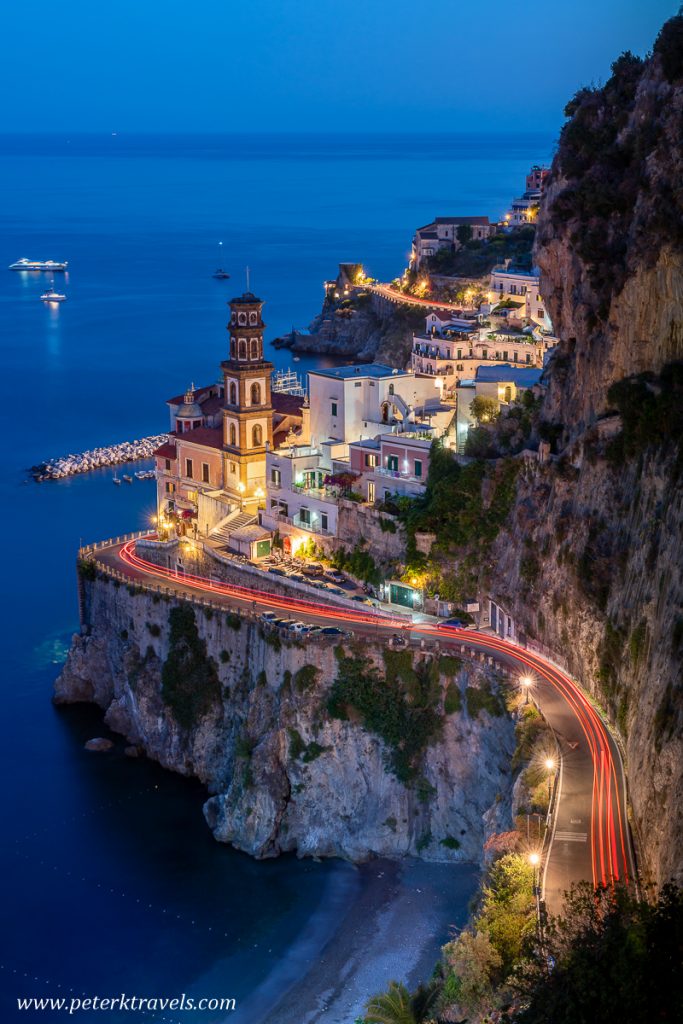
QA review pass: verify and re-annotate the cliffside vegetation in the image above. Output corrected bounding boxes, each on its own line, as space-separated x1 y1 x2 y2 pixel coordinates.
160 604 221 729
397 441 520 603
424 225 535 278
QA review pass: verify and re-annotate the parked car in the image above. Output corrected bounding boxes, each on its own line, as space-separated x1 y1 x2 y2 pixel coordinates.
287 573 306 583
351 595 375 606
324 570 346 584
324 585 346 597
287 621 309 635
260 611 278 623
442 617 466 628
268 567 287 577
320 626 344 636
388 633 409 649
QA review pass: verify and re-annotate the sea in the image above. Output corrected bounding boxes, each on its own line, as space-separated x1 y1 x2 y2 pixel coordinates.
0 132 554 1022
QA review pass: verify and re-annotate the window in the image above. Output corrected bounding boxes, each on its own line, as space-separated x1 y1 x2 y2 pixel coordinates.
229 424 237 446
165 482 174 493
299 507 311 526
185 458 193 479
503 351 508 361
271 468 281 486
538 309 545 318
229 382 237 405
320 512 328 532
250 338 259 359
230 462 236 474
250 382 261 405
387 455 399 472
414 459 422 478
202 463 210 483
165 458 171 471
457 349 462 360
526 353 532 364
238 312 246 325
388 383 394 396
482 349 488 359
369 381 375 387
238 339 247 360
249 311 257 325
364 453 378 468
230 339 236 359
354 381 361 388
331 401 338 417
252 424 263 447
368 481 375 504
513 351 518 363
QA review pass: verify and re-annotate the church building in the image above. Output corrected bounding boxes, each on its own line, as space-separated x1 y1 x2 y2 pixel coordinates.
154 291 309 539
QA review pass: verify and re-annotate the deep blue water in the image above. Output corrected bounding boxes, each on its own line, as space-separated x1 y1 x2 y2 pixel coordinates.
0 132 554 1021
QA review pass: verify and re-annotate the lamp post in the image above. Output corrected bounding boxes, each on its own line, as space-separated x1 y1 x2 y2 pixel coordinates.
237 481 246 512
521 675 533 705
545 757 555 806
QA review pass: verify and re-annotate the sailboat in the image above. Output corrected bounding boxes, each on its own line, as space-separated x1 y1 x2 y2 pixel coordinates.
212 240 230 279
113 472 121 485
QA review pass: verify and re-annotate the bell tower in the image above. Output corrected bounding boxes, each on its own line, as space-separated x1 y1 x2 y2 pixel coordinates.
221 292 274 505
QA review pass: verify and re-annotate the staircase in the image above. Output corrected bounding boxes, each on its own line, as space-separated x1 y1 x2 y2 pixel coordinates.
210 510 256 546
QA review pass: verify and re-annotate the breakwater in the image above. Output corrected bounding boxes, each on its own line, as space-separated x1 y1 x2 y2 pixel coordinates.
31 435 167 481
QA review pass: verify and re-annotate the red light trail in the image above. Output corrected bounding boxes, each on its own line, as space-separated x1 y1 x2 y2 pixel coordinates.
114 538 634 898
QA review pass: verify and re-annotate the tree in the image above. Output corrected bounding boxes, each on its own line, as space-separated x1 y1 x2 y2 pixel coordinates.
514 882 683 1024
470 395 500 425
363 979 439 1024
456 223 473 246
442 929 502 1015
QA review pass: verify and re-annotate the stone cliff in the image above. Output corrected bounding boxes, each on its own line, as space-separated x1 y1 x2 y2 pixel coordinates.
55 575 515 864
492 23 683 886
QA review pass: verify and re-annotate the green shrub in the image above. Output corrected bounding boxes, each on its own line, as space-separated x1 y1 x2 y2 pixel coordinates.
416 830 433 852
445 681 463 714
77 558 97 581
294 664 319 693
439 655 463 677
327 653 442 782
226 612 241 630
379 517 397 533
466 681 505 718
440 835 461 850
161 605 221 729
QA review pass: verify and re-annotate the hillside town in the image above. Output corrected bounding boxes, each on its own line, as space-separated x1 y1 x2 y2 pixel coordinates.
149 165 556 620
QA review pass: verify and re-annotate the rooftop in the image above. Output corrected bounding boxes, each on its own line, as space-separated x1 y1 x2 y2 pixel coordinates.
171 426 224 451
491 266 540 279
309 363 408 381
434 216 490 226
475 364 543 386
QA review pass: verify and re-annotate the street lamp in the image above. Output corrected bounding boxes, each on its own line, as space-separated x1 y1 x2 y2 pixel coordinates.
237 481 246 512
520 675 533 704
545 757 555 805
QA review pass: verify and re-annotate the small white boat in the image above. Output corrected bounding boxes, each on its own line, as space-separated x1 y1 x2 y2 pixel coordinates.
41 289 67 303
113 473 121 486
122 474 133 483
213 268 230 279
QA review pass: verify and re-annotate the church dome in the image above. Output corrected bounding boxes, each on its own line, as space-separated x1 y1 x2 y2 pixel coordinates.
176 384 203 420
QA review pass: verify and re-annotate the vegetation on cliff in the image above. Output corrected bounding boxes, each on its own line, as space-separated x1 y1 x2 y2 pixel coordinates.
547 14 683 320
424 225 535 279
161 604 221 729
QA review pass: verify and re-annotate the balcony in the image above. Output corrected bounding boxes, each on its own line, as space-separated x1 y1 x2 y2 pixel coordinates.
263 508 333 536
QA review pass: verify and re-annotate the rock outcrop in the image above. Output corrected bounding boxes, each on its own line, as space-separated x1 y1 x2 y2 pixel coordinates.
56 576 515 864
489 22 683 886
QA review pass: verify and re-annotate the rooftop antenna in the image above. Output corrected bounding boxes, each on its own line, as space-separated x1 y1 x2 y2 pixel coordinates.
246 265 251 292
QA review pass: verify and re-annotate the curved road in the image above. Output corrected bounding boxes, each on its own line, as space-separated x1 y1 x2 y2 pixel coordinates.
364 282 466 314
93 538 636 915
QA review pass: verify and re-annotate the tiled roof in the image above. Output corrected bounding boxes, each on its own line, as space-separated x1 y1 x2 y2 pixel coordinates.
272 391 305 415
172 427 224 451
154 442 177 459
435 216 490 225
166 383 219 406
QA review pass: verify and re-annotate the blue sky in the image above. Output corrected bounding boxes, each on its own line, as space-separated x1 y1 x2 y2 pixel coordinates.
0 0 676 132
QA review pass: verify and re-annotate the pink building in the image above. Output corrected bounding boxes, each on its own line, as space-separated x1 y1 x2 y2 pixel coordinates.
349 433 432 504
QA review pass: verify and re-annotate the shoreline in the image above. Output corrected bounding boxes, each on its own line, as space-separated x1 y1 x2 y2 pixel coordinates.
244 858 479 1024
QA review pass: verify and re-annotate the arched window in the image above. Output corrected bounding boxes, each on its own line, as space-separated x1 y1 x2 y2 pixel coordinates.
229 423 236 446
238 312 246 325
230 339 236 359
250 337 259 360
250 382 261 406
249 311 257 325
238 339 247 360
388 383 394 396
252 424 263 447
229 382 237 405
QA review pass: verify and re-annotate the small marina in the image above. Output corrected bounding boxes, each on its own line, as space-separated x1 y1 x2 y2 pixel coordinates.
31 436 166 481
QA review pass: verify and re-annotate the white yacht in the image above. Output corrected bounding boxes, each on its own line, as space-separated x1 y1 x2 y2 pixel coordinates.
10 258 68 271
40 286 67 303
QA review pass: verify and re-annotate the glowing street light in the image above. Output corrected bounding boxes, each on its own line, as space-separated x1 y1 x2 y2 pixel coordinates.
528 852 540 867
545 757 555 804
520 675 533 704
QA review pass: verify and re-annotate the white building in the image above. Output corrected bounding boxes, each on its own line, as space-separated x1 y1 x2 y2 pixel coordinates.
455 364 544 452
259 442 347 551
308 364 441 447
488 264 551 329
411 216 495 269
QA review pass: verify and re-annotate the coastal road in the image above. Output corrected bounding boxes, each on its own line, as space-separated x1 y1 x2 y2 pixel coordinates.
92 539 636 916
364 282 466 314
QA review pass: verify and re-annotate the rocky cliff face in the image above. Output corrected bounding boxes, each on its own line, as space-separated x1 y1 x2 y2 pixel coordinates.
56 577 515 864
490 23 683 886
